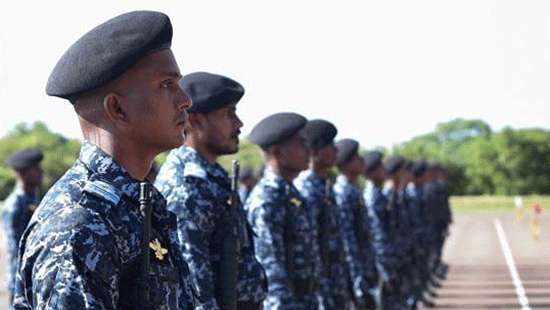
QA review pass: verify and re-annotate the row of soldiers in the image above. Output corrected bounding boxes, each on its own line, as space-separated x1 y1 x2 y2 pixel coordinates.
0 10 451 310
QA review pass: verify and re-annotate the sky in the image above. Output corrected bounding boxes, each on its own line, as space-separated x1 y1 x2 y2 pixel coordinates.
0 0 549 149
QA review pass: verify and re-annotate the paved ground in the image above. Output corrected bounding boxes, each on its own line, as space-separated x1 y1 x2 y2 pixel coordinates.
0 211 548 309
431 212 550 309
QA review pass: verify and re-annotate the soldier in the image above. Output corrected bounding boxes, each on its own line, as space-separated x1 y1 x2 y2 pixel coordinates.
246 112 319 309
332 139 377 309
381 156 414 309
13 11 196 309
363 152 404 309
294 120 351 309
431 163 451 280
1 149 43 307
155 72 267 310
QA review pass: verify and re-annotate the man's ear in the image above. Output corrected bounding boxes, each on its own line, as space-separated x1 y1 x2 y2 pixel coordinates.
102 93 129 126
188 113 208 131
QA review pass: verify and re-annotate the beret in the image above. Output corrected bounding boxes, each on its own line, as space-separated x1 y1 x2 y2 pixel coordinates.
46 10 173 101
302 119 337 150
335 139 359 166
5 149 44 170
180 72 244 113
384 156 406 174
364 150 384 173
411 160 428 177
249 112 307 147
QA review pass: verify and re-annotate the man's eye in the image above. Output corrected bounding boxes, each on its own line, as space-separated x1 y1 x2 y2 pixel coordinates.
161 80 173 88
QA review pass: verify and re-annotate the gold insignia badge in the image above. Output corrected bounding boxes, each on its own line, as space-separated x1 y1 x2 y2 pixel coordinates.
149 239 168 261
29 204 37 211
290 197 302 207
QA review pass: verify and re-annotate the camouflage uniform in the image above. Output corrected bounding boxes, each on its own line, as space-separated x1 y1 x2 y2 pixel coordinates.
246 168 319 310
155 146 267 309
294 170 351 309
333 175 376 309
13 142 195 310
364 181 404 309
1 187 38 305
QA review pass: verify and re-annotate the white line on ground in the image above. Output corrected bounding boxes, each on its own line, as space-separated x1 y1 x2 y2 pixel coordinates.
494 218 532 310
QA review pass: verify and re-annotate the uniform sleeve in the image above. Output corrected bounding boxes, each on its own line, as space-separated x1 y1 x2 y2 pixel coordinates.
334 191 368 300
167 177 220 310
12 201 33 253
16 222 121 310
247 194 295 308
365 192 396 282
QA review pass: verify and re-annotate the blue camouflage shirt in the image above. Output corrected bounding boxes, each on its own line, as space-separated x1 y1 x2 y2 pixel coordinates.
363 181 397 282
406 183 426 243
13 142 195 310
383 183 413 266
1 186 38 300
333 175 374 303
294 170 350 309
246 168 319 310
155 146 267 309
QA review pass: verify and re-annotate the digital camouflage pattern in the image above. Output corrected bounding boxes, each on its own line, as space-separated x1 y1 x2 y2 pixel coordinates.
294 170 350 309
13 142 195 310
246 168 319 310
333 175 377 308
155 146 266 310
1 187 38 304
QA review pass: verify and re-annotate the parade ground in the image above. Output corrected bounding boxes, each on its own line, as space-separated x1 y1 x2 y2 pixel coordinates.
0 205 548 309
432 210 550 309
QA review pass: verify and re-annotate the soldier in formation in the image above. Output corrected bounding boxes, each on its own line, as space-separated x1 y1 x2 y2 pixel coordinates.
154 72 267 310
1 10 453 310
2 149 43 307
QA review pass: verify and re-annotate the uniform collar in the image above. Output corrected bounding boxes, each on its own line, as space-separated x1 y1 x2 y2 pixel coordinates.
78 141 165 206
174 145 228 181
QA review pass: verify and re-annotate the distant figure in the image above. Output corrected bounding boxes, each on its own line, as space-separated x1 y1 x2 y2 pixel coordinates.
239 167 258 203
2 148 43 307
295 120 351 309
246 112 319 309
333 139 377 309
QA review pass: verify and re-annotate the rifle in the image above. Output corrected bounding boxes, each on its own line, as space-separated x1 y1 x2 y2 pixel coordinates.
139 182 152 308
284 185 295 293
318 179 332 278
218 160 240 310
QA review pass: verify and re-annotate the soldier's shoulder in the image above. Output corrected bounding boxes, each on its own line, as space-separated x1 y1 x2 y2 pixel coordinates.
245 179 286 209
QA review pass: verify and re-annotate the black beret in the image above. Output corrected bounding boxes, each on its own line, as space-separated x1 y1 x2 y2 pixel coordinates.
411 160 428 177
46 11 173 101
364 151 383 173
335 139 359 166
249 112 307 147
180 72 244 113
303 119 338 150
5 149 44 170
384 156 406 174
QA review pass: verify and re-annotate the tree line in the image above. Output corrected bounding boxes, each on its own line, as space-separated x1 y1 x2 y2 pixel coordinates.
1 119 549 199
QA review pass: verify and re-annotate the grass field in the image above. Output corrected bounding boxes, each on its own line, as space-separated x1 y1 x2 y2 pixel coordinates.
451 195 550 214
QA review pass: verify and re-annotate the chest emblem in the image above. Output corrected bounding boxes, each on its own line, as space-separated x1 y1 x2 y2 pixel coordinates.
149 238 168 261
